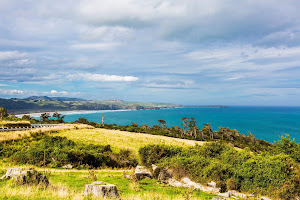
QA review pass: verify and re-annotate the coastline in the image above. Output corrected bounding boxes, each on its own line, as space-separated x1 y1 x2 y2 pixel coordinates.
15 109 134 118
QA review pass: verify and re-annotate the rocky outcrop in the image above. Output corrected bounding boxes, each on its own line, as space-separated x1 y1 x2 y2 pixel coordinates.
134 166 152 180
207 181 217 188
62 164 73 169
84 181 119 199
181 177 204 190
261 196 272 200
15 170 49 187
1 168 49 187
167 178 184 187
1 168 22 179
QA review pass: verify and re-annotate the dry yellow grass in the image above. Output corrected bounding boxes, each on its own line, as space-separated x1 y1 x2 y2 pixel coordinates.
53 128 206 154
0 124 94 142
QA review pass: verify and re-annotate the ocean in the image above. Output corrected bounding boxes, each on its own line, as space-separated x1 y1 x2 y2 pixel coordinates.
58 106 300 143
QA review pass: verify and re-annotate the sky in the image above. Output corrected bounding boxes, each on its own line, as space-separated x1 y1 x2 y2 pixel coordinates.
0 0 300 106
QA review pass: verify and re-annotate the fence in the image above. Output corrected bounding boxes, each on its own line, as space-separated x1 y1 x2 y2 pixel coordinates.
0 124 67 132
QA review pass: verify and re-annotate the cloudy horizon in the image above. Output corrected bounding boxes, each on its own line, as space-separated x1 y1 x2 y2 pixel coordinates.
1 0 300 106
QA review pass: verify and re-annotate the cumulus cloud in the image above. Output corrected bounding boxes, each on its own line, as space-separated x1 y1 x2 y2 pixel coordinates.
0 51 27 61
0 89 24 95
49 90 68 95
66 73 139 82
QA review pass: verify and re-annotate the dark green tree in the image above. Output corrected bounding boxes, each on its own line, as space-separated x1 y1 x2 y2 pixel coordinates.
158 119 167 129
181 117 189 135
53 112 65 123
189 118 198 138
22 115 31 120
0 107 8 120
40 113 50 122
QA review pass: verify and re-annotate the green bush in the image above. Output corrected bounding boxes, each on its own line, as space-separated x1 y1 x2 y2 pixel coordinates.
138 143 300 199
0 135 137 168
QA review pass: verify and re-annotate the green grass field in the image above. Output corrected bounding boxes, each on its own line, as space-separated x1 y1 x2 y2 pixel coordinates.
0 167 215 200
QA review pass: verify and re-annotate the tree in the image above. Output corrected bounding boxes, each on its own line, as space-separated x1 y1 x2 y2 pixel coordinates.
181 117 189 135
131 122 138 127
22 115 31 120
40 113 50 122
158 119 167 129
203 123 213 140
189 118 198 138
0 107 8 120
75 117 89 124
53 112 65 123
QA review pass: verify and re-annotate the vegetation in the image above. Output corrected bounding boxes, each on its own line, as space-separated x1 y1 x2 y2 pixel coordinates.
0 106 8 120
139 142 300 199
98 118 272 152
0 120 31 128
0 134 137 168
1 113 300 199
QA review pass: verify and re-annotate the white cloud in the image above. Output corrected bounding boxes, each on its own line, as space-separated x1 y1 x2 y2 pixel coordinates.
70 42 120 50
0 51 27 61
80 26 134 41
49 90 68 95
67 73 139 82
0 89 24 95
0 84 9 86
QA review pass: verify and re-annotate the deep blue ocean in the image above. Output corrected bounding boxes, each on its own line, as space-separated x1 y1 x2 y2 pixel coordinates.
59 106 300 143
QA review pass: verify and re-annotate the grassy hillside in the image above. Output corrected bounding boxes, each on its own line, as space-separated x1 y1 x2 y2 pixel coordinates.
0 127 213 200
52 128 205 154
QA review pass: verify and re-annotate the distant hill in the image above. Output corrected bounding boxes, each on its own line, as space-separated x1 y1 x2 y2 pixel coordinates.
0 96 181 114
24 96 86 101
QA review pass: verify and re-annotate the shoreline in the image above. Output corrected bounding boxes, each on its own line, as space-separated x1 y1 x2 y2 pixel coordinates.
15 109 134 118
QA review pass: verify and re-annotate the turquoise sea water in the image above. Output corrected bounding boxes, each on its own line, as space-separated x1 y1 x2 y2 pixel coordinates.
62 107 300 143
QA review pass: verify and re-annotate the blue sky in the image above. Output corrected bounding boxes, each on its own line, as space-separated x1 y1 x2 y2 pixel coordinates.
0 0 300 106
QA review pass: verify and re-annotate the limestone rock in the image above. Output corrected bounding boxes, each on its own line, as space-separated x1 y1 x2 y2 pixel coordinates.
261 197 272 200
152 164 158 172
212 197 224 200
62 164 73 169
229 190 247 198
14 169 49 187
134 166 152 180
1 168 22 179
218 192 231 197
207 181 217 188
181 177 204 190
84 181 119 199
167 178 183 187
158 168 172 183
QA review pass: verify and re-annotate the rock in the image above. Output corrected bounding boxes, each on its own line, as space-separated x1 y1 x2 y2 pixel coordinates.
14 170 49 187
207 181 217 188
134 166 152 180
204 186 221 193
62 164 73 169
157 168 172 183
84 181 119 199
152 164 158 172
229 190 247 198
218 192 231 197
1 168 22 179
167 178 183 187
181 177 204 189
261 197 272 200
212 197 224 200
